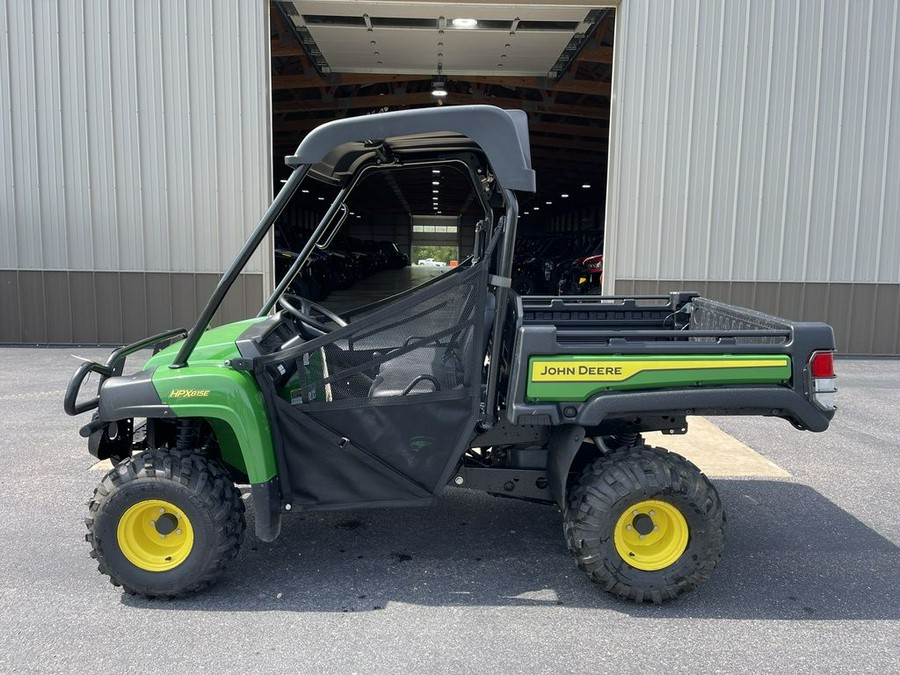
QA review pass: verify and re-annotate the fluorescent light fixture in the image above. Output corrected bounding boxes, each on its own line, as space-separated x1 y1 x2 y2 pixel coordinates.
545 201 552 205
533 206 540 211
561 193 569 198
318 197 325 201
432 169 441 174
432 181 440 185
452 18 477 28
582 184 591 189
432 189 439 194
301 189 309 193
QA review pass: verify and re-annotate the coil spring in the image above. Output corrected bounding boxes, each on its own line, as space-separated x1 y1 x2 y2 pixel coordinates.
175 419 202 451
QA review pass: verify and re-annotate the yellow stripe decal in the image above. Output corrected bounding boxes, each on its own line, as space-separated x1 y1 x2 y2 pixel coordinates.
530 358 790 383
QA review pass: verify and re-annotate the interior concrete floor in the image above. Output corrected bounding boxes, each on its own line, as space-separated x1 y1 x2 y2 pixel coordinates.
321 265 447 315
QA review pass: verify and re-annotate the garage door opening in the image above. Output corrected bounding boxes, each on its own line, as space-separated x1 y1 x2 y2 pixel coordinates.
269 1 615 305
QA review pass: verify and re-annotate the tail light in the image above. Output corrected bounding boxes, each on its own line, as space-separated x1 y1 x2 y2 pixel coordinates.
809 351 836 411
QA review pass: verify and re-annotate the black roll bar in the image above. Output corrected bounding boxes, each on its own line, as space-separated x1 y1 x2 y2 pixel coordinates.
170 165 309 368
483 188 519 427
259 184 351 317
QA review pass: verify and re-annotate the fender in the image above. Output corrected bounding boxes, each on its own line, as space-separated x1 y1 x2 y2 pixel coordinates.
150 365 278 484
546 424 585 510
98 366 278 485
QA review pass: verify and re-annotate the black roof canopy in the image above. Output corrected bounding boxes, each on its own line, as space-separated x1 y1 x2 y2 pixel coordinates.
285 105 536 192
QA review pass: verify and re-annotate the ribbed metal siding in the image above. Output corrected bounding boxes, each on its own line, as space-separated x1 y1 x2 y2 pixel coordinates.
0 0 272 275
605 0 900 286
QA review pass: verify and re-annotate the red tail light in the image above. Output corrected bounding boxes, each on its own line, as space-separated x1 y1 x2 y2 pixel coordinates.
810 351 835 378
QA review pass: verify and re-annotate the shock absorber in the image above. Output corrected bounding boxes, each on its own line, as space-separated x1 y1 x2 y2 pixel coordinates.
175 419 201 452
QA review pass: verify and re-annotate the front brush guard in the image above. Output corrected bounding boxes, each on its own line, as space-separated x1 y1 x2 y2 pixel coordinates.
64 327 187 416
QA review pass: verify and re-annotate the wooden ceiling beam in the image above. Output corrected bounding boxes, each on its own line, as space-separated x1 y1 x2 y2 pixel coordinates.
271 41 305 57
274 93 608 121
575 45 614 64
459 75 610 97
271 72 610 97
273 73 425 89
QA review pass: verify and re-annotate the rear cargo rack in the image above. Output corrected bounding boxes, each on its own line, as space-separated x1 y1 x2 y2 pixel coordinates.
519 292 698 329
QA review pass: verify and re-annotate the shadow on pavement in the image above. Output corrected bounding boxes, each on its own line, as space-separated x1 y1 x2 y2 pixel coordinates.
128 479 900 620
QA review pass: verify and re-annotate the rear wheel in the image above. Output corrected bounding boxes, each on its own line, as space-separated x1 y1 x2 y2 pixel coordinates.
85 449 245 598
563 445 724 603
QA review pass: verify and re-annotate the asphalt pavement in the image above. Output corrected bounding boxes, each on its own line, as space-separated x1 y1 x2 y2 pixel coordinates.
0 348 897 674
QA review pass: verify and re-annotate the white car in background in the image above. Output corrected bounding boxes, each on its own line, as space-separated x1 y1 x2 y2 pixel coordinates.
417 258 447 267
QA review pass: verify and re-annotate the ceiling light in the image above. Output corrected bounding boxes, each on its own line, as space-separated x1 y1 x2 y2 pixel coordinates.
432 169 440 174
561 193 569 198
523 211 529 215
432 181 440 185
301 189 309 193
452 18 478 29
431 78 447 97
533 206 540 211
318 197 325 201
582 184 591 189
545 201 552 205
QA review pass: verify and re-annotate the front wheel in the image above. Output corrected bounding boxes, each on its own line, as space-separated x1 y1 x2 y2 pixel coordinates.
563 445 725 603
85 449 245 598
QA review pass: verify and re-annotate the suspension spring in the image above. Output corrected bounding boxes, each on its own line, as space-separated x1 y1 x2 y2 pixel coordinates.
175 419 202 451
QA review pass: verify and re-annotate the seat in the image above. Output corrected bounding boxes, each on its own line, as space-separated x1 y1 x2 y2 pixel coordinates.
368 292 496 398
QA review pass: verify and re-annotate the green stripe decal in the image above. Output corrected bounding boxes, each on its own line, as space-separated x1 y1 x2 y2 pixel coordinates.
526 354 792 402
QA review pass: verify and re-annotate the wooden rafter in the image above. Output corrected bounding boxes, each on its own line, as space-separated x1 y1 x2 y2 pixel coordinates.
274 92 608 121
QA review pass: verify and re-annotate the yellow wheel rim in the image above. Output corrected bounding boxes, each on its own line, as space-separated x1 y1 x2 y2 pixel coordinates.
116 499 194 572
613 499 689 571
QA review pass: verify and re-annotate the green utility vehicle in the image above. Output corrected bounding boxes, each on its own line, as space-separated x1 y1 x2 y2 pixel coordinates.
65 105 837 603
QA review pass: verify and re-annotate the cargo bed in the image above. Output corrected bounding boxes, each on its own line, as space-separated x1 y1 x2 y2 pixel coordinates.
504 292 836 432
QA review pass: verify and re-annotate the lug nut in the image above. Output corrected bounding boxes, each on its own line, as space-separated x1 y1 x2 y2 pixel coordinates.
149 520 156 527
175 529 182 535
159 508 165 514
626 525 633 531
159 533 166 539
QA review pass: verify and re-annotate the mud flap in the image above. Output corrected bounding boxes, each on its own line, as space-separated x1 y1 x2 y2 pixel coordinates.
546 424 585 509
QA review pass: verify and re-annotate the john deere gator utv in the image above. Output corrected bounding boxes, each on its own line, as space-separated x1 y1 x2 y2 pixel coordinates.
65 105 837 603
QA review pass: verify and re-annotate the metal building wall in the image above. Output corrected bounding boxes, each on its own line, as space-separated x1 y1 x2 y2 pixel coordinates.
605 0 900 354
0 0 272 344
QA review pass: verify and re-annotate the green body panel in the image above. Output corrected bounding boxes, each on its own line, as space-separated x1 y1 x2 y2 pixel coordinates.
144 318 264 369
526 354 792 403
143 318 278 483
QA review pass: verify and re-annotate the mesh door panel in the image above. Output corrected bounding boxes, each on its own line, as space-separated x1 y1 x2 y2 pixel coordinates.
287 275 481 403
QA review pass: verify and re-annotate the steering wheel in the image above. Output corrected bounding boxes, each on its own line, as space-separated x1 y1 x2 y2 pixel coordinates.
278 293 348 336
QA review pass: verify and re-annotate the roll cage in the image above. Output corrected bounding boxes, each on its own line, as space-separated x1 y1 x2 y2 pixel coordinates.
170 105 536 379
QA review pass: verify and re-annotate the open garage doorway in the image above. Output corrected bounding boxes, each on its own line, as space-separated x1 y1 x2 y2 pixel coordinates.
268 1 615 307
